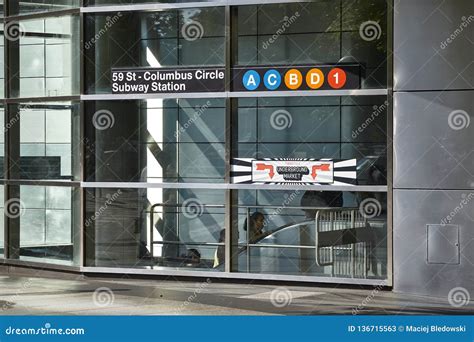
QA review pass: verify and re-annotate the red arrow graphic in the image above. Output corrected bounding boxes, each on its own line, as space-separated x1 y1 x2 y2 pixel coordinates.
256 163 275 179
311 164 331 180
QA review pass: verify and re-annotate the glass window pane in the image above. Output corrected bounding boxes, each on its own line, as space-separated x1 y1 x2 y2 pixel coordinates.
0 105 4 179
18 185 79 265
85 98 225 182
235 189 387 279
13 102 80 180
84 8 225 94
0 27 4 99
237 1 388 89
8 0 79 16
10 16 80 98
235 96 388 185
0 185 4 257
85 187 225 271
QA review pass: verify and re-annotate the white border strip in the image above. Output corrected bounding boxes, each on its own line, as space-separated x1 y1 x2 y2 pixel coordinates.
81 89 388 101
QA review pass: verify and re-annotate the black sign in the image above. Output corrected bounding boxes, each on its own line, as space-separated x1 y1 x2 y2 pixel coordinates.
111 67 225 94
111 64 360 94
232 65 360 92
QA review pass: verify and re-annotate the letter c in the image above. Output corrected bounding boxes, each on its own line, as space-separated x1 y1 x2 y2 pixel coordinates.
263 69 281 90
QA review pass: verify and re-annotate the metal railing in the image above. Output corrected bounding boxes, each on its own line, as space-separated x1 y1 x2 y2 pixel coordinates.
149 203 225 259
149 203 376 278
314 208 369 278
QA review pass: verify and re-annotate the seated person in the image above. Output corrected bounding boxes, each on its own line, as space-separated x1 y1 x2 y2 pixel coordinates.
213 229 226 268
181 248 201 266
186 248 201 264
243 212 266 243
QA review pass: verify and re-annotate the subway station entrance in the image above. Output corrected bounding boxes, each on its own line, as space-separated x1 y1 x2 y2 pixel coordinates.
1 0 391 287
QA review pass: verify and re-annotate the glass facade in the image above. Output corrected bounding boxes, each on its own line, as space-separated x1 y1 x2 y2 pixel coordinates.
1 0 391 284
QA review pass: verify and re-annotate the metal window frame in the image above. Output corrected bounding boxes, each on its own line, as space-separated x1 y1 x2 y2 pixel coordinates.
386 0 394 287
80 89 388 101
0 0 394 287
80 182 388 192
80 0 314 14
0 257 388 286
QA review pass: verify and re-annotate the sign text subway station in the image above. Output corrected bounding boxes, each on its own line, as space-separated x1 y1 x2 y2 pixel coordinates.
111 65 360 94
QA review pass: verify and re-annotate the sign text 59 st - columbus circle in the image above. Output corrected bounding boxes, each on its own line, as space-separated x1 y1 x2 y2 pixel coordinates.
111 65 360 94
111 67 225 94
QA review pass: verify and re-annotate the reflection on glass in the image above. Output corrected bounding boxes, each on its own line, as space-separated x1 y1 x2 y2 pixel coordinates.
85 8 225 94
19 185 79 265
11 16 80 98
85 187 225 271
14 102 80 180
85 99 225 182
237 1 388 89
0 28 4 99
0 185 4 257
0 105 4 178
236 96 388 185
234 190 387 279
7 0 79 16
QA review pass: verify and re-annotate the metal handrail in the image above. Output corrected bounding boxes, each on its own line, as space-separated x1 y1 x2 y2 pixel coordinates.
149 203 370 277
149 203 225 258
150 203 356 211
315 210 334 267
314 208 369 278
151 241 224 247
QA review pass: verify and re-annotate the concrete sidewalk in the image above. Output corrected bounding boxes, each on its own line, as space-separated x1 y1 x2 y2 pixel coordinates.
0 272 473 315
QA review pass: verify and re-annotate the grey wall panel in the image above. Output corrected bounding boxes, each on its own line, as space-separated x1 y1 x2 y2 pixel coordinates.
394 0 474 91
393 189 474 298
393 91 474 189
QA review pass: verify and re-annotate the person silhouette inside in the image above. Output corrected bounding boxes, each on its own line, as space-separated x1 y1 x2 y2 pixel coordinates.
244 212 266 243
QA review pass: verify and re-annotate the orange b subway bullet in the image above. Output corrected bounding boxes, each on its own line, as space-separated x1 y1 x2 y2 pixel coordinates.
284 69 302 89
